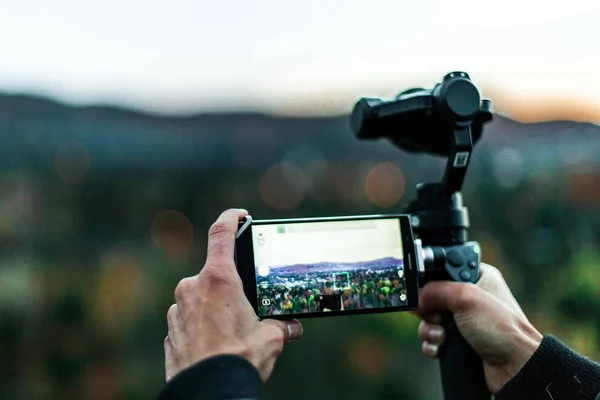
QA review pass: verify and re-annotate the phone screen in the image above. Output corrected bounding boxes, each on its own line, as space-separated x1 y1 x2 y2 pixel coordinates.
251 217 407 317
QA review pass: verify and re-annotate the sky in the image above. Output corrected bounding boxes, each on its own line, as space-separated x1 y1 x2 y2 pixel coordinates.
1 0 599 121
252 219 403 269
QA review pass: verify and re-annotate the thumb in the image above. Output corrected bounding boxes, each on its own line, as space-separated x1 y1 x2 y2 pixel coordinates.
262 319 304 343
417 281 481 317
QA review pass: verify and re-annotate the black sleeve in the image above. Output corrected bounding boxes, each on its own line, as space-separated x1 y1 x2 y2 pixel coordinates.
158 354 263 400
496 334 600 400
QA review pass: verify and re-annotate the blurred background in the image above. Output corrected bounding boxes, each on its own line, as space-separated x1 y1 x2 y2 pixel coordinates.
1 1 599 399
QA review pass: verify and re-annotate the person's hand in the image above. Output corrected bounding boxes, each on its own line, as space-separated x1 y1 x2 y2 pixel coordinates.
164 208 303 382
415 263 543 394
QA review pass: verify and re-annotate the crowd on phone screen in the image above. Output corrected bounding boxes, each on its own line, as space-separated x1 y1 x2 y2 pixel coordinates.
257 268 408 315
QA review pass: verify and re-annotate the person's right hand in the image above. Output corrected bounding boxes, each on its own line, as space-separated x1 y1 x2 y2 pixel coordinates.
164 209 303 383
415 263 543 395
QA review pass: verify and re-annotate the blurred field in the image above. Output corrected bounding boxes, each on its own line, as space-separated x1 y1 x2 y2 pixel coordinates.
0 94 599 399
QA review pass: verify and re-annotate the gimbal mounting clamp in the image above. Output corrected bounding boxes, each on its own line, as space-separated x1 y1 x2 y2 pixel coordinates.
350 72 494 400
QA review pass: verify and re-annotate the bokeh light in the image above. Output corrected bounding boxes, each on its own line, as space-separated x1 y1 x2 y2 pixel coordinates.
365 162 406 208
0 173 36 237
54 141 91 185
493 147 524 189
568 323 598 358
568 170 600 206
346 335 389 378
93 256 144 336
80 360 120 400
259 163 308 211
151 210 194 255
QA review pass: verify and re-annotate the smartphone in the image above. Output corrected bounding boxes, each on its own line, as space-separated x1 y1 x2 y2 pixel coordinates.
235 214 419 320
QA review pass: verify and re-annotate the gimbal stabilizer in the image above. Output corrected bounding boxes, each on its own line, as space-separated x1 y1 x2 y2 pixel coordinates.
350 72 493 400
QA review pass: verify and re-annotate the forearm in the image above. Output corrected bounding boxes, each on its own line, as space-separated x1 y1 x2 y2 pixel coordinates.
497 335 600 400
158 354 263 400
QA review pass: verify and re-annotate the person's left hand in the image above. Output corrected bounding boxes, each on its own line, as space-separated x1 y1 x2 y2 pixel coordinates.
164 208 303 382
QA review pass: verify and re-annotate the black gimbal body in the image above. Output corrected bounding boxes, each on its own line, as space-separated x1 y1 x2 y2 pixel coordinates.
350 71 493 400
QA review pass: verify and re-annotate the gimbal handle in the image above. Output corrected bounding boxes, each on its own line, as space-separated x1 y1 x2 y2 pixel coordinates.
416 240 490 399
440 312 489 399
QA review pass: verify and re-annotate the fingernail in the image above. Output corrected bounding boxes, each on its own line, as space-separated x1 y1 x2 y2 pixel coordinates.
429 328 444 341
423 342 439 357
236 208 248 214
286 320 303 342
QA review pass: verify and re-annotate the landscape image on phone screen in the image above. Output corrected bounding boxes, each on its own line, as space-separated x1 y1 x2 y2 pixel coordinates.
252 218 407 317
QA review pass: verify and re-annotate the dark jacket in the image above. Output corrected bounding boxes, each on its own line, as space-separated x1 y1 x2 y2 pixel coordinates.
159 335 600 400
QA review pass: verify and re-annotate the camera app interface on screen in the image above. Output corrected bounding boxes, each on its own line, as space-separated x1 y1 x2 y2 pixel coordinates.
252 218 407 317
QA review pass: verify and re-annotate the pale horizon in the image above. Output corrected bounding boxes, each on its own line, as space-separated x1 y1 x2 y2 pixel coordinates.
1 0 599 122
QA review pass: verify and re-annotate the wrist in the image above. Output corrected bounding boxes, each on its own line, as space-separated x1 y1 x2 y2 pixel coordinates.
497 323 543 392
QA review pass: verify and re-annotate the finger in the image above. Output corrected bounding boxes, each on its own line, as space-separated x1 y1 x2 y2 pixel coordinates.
167 304 179 340
164 336 174 382
422 340 440 358
205 209 248 270
418 320 446 345
262 319 303 343
477 263 505 293
477 263 508 301
478 263 513 295
418 280 481 316
478 263 526 317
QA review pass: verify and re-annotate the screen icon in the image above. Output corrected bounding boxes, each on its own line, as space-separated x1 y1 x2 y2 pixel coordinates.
261 299 271 306
277 225 286 234
397 269 404 278
257 233 265 246
400 293 407 302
